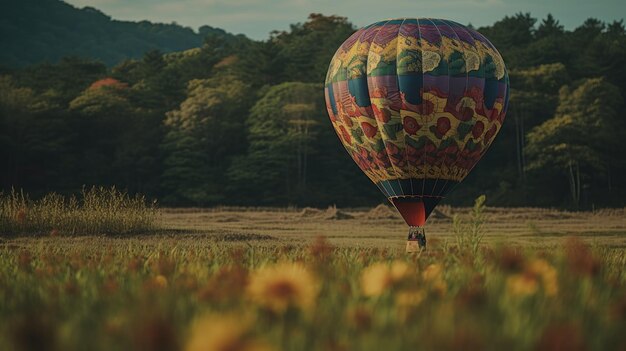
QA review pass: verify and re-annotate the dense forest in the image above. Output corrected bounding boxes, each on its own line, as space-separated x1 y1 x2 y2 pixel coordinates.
1 3 625 208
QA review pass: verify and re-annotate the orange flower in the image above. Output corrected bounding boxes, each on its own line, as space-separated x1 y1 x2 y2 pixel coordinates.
186 314 275 351
422 264 443 282
506 273 538 297
528 259 558 297
247 263 319 313
361 260 412 297
154 275 168 289
396 290 426 307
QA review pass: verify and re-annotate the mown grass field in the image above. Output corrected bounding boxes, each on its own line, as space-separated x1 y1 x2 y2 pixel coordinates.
1 202 625 351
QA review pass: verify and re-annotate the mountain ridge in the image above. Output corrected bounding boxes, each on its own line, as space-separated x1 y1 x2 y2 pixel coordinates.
0 0 242 67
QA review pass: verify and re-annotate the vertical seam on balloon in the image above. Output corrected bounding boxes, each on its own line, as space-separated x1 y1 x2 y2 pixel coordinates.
469 28 504 164
352 24 386 188
363 21 398 198
447 28 507 197
365 23 398 198
415 18 427 198
425 18 448 197
451 21 477 195
395 18 409 197
367 19 398 198
451 21 483 194
471 28 497 145
464 52 507 178
396 18 414 196
443 26 486 194
325 30 378 189
435 19 469 198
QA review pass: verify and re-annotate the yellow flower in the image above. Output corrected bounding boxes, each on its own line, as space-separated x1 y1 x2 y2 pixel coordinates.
420 264 447 295
154 275 168 288
506 273 538 297
246 262 319 313
360 260 413 297
396 290 426 307
528 259 558 297
422 264 443 282
361 262 393 297
390 261 411 281
186 314 275 351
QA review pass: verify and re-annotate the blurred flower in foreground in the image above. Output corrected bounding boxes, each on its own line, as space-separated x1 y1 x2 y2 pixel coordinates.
497 247 525 272
154 275 168 288
198 265 248 302
421 263 447 295
396 290 426 307
421 264 442 282
186 314 275 351
528 258 558 296
361 260 412 297
506 258 558 298
247 262 319 313
506 273 538 297
564 237 601 277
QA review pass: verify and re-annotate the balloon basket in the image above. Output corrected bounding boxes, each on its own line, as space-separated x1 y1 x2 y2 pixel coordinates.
406 226 426 253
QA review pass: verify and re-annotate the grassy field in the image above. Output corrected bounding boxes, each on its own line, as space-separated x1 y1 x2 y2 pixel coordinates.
160 204 626 248
1 203 625 351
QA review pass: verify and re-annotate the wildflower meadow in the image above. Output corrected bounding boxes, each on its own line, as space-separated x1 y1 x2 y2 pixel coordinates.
0 195 625 351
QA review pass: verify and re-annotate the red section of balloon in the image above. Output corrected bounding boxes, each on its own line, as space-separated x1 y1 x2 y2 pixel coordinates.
391 200 425 227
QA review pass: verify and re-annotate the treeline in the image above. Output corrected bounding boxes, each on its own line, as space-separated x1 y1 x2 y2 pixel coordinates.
0 0 235 67
1 13 625 208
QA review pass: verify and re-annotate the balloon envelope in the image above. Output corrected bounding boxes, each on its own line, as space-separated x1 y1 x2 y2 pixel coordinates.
324 18 509 226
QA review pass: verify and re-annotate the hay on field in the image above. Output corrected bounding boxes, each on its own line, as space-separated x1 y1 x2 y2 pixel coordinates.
297 206 353 220
429 208 452 221
365 204 400 220
323 205 354 220
299 207 323 218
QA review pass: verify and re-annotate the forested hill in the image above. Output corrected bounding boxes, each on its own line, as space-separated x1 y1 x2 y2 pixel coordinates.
0 0 240 67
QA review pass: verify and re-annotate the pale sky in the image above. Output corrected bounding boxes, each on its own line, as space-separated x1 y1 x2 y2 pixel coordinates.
65 0 625 40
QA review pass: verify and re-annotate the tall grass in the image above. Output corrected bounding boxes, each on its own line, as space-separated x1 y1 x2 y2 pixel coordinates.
453 194 487 255
0 187 159 235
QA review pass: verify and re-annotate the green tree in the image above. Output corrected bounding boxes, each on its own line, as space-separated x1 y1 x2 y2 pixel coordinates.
525 78 624 206
13 57 107 105
161 76 251 205
508 63 571 181
271 14 355 83
227 82 323 204
69 80 162 193
535 14 564 39
478 13 536 67
0 76 71 193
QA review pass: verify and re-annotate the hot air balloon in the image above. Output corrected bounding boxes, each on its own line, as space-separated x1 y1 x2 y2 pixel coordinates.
324 18 509 248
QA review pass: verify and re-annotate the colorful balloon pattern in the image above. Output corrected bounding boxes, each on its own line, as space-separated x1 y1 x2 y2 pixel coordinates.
324 18 509 225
